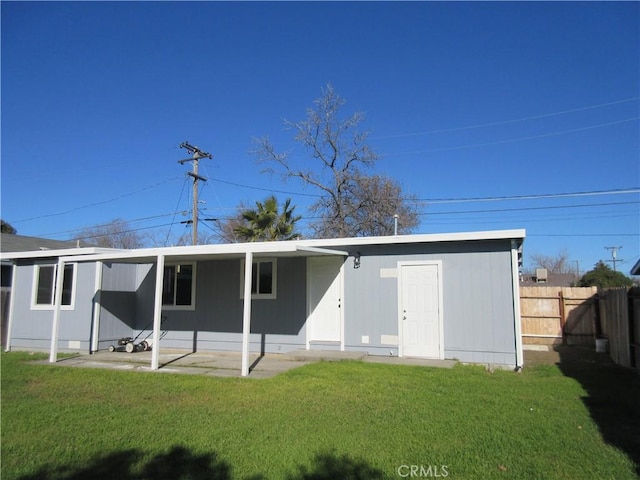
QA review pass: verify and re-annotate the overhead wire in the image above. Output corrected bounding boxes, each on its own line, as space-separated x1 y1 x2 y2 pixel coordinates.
164 174 190 246
33 212 180 239
414 187 640 204
208 176 322 198
415 200 639 216
11 176 184 224
374 96 639 139
381 117 639 156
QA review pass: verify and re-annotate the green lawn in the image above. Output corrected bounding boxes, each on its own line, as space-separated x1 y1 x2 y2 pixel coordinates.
1 351 637 480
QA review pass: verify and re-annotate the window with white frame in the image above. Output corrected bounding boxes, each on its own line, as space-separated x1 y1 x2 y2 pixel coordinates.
162 263 196 309
240 259 277 299
32 263 76 309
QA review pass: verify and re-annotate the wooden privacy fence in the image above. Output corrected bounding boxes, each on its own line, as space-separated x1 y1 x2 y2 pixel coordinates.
520 286 598 346
598 287 640 369
520 285 640 369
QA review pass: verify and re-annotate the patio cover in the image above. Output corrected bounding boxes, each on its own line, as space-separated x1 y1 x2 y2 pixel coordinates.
54 242 349 376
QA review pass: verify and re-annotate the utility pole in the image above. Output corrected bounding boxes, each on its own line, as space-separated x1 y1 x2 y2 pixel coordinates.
178 141 212 245
604 246 623 271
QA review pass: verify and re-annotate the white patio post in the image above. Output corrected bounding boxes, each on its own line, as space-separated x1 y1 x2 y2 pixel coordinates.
241 251 253 377
511 240 524 369
49 258 66 363
90 261 103 353
151 254 165 370
4 263 18 352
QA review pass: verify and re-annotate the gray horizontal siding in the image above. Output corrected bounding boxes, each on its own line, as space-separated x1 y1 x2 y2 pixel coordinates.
10 260 97 351
133 258 308 353
343 240 517 366
7 238 519 368
99 262 139 345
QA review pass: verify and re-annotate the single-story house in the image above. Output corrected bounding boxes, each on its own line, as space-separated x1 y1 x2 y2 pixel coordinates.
1 233 93 348
1 229 526 375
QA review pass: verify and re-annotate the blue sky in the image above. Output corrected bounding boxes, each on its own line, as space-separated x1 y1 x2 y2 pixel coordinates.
2 1 639 274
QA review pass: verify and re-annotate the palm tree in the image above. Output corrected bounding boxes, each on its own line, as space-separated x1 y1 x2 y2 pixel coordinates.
234 196 302 242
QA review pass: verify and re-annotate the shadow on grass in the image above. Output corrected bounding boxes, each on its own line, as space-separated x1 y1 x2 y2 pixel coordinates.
16 447 384 480
555 345 640 475
285 451 385 480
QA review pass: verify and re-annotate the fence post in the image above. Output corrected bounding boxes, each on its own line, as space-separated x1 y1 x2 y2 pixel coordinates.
559 290 566 345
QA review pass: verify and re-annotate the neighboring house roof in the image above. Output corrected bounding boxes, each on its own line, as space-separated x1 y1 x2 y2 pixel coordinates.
0 233 118 261
0 233 81 253
520 271 578 287
631 259 640 276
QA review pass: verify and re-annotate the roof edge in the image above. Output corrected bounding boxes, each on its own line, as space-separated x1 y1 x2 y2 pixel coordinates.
2 229 526 263
0 247 122 261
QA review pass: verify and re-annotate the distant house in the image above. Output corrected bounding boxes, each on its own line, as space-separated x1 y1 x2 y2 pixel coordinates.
520 269 578 287
631 259 640 276
1 229 526 374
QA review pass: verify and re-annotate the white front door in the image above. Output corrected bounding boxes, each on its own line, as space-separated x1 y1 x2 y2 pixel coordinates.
307 257 343 344
399 263 443 358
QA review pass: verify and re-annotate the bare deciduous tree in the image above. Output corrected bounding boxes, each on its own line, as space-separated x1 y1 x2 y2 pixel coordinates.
73 218 145 249
253 84 420 238
530 249 572 274
312 174 419 238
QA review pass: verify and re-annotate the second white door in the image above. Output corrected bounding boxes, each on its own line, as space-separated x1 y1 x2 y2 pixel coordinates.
399 263 442 358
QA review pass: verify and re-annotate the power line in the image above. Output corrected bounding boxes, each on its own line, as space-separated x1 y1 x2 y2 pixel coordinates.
207 179 638 207
164 174 190 247
33 212 181 238
11 176 183 224
382 117 639 156
415 187 640 204
71 222 177 242
375 96 640 139
208 176 322 198
416 200 639 216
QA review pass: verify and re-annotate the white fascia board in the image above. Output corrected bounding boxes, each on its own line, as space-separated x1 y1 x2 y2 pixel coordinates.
0 247 121 261
297 229 526 249
295 246 349 256
57 241 302 264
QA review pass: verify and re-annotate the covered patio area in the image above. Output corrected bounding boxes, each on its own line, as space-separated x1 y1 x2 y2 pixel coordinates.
48 241 349 376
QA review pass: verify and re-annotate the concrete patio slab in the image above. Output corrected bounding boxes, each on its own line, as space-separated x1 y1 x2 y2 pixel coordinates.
37 349 458 378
